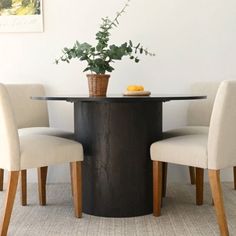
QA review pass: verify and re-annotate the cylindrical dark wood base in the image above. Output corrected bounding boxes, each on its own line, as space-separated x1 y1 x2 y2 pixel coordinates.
74 101 162 217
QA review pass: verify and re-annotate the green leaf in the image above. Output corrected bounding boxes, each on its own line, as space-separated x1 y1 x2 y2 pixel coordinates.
83 67 90 72
121 42 127 48
106 65 114 72
127 46 132 53
90 66 101 74
80 55 88 61
80 42 92 51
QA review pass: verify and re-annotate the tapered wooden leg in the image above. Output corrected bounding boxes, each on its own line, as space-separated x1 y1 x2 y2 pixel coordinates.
20 170 27 206
162 163 168 197
209 170 229 236
0 171 19 236
189 166 196 185
0 169 4 191
70 163 74 196
153 161 163 217
234 167 236 190
37 166 48 206
70 161 82 218
196 168 204 205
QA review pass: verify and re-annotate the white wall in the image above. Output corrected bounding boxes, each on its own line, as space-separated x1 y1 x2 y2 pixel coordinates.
1 0 236 182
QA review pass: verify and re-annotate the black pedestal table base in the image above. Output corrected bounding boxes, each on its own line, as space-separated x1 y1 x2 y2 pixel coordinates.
74 101 162 217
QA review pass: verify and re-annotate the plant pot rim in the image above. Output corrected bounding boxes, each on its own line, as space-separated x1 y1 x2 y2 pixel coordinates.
86 74 110 78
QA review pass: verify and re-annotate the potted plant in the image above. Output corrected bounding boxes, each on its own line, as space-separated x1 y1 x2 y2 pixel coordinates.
55 0 154 96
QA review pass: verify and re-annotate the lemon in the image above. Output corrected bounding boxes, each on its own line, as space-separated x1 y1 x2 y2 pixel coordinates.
127 85 144 91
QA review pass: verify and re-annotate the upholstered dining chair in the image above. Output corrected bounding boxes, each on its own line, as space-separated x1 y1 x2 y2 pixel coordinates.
0 83 83 236
163 82 236 204
0 84 74 206
151 80 236 236
162 82 220 197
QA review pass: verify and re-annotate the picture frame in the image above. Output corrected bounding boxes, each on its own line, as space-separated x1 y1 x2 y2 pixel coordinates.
0 0 43 32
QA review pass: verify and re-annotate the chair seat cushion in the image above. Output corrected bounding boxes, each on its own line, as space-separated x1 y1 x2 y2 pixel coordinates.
18 127 75 140
20 135 83 169
151 134 208 168
163 126 209 139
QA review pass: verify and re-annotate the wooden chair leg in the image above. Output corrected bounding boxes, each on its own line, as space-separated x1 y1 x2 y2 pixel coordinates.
37 166 48 206
70 161 82 218
20 170 27 206
209 170 229 236
189 166 196 185
196 168 204 205
70 163 74 196
153 161 163 217
233 167 236 190
0 171 19 236
162 163 168 197
0 169 4 191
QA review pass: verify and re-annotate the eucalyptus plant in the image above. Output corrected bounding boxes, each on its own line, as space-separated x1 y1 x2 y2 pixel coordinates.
55 0 155 74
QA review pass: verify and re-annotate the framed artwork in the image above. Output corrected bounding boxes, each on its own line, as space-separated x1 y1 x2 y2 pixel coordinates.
0 0 43 32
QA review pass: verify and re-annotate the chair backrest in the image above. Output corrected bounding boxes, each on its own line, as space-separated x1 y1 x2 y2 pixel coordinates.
6 84 49 129
208 80 236 170
187 82 220 126
0 84 20 171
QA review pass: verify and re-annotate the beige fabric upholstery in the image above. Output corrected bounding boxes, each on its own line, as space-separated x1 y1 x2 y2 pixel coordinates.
151 80 236 170
19 127 75 140
208 80 236 169
163 82 219 138
6 84 74 139
20 135 83 169
6 84 49 129
0 84 20 171
163 126 209 139
0 83 83 171
187 82 220 126
151 135 208 168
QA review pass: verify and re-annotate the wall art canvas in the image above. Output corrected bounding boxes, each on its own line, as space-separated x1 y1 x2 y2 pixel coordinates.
0 0 43 32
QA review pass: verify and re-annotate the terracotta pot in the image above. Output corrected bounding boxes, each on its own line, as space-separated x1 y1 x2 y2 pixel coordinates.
87 74 110 96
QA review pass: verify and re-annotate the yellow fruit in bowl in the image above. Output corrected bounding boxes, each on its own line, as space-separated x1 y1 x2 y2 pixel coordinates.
127 85 144 91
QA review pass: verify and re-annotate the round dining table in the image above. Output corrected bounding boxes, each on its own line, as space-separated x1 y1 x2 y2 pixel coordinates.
32 94 206 217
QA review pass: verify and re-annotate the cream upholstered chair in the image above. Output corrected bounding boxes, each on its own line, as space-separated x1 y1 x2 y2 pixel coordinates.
0 84 74 206
162 82 220 196
0 84 83 236
163 82 236 201
151 80 236 236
